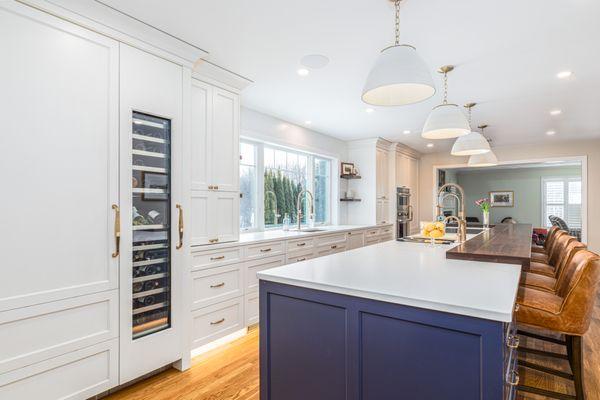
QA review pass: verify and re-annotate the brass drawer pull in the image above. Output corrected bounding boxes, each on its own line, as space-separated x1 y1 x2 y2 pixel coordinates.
260 248 272 253
506 370 519 386
506 335 520 349
176 204 184 249
331 245 338 249
296 243 306 247
209 238 219 244
210 318 225 325
297 257 306 262
210 255 225 261
111 204 120 258
210 282 225 288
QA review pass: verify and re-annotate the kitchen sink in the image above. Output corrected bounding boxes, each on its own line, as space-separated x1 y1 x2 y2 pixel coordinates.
294 228 326 232
398 237 455 245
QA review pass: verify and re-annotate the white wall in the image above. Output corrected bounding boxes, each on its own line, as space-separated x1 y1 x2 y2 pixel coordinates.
419 139 599 252
240 107 348 224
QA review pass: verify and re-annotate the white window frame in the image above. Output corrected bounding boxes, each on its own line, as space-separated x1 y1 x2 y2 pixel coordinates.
240 138 333 232
541 176 582 229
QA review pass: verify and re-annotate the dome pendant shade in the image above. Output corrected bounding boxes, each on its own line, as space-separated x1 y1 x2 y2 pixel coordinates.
422 104 471 139
468 150 498 167
362 45 436 106
451 132 491 156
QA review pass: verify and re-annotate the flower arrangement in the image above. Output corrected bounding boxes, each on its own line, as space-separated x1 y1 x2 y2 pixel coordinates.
475 198 490 212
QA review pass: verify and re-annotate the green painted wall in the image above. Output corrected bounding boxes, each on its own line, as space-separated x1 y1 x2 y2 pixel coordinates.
456 166 581 226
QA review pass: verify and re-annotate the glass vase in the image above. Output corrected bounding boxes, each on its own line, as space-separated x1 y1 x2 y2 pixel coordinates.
483 211 490 228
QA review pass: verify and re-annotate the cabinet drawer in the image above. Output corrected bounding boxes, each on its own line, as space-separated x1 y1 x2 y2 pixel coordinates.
191 264 243 310
286 248 315 264
365 236 380 246
245 255 286 293
191 246 242 271
287 237 315 254
245 241 285 260
245 293 259 326
315 233 346 247
378 225 394 236
365 228 381 238
191 298 244 348
316 243 347 257
0 339 118 400
0 290 117 375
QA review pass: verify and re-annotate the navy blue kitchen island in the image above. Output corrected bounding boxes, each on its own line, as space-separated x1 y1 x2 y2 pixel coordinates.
258 240 521 400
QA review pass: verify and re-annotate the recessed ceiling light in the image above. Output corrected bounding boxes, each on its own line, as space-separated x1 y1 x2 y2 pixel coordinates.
546 130 556 136
403 130 411 134
426 143 434 148
305 120 312 125
297 68 309 77
300 54 330 69
550 109 562 116
365 108 374 113
556 70 572 79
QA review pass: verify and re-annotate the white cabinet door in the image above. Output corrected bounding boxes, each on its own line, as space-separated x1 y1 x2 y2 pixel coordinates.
119 44 185 384
212 191 240 244
409 157 420 233
347 231 365 250
376 148 389 200
190 191 211 246
376 199 390 225
211 88 240 192
0 3 119 311
191 80 212 191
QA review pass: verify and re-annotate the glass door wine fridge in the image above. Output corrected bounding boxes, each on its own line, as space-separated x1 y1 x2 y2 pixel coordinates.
130 111 173 339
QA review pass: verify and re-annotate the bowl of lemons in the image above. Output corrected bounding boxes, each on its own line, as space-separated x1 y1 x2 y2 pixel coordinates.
421 221 446 245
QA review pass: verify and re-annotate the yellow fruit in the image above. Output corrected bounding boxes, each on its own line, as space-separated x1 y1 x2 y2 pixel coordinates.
435 222 445 230
425 223 436 232
430 229 444 238
421 229 429 237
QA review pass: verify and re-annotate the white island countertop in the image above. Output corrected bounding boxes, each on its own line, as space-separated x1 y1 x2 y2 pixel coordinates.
257 240 522 322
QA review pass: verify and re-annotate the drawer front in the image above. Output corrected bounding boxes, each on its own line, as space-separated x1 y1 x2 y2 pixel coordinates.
0 290 118 374
315 233 346 247
246 255 286 292
245 293 259 326
286 248 315 264
287 237 315 254
347 231 365 250
245 241 285 260
316 243 347 258
379 233 394 243
191 298 244 348
378 225 394 236
365 236 380 246
191 264 243 310
0 338 118 400
365 228 381 238
191 246 243 271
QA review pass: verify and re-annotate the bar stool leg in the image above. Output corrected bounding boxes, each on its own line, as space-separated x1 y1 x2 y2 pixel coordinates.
567 335 585 400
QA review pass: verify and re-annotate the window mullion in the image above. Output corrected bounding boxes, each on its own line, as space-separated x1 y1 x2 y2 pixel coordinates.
257 143 265 231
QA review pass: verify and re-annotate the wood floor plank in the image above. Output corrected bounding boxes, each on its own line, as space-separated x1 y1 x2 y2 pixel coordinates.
105 296 600 400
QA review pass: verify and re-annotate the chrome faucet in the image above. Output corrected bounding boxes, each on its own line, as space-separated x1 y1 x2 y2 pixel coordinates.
296 189 315 231
436 183 467 243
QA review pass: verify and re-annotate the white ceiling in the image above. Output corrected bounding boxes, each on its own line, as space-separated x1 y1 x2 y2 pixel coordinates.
100 0 600 153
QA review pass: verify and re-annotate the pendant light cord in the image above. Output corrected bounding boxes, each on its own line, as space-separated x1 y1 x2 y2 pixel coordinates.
443 72 448 104
395 0 400 46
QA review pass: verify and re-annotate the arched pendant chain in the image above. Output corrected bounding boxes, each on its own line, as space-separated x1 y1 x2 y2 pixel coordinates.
395 0 400 46
443 72 449 104
467 104 472 125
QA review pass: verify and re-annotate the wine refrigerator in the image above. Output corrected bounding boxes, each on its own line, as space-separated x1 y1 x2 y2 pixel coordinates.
130 111 173 339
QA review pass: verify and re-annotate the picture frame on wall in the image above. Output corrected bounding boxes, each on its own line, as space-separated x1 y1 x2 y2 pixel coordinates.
489 191 514 207
341 162 355 176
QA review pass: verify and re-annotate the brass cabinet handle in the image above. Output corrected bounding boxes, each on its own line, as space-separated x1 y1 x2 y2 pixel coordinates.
210 318 225 325
111 204 120 258
208 185 220 190
210 255 225 261
214 185 219 190
297 257 306 262
176 204 184 249
296 243 306 247
210 282 225 288
209 238 219 244
506 370 519 386
260 248 272 253
506 335 520 349
331 245 338 249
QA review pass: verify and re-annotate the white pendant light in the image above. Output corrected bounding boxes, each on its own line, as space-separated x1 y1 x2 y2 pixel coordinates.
362 0 435 106
468 151 498 167
422 66 470 139
451 105 491 156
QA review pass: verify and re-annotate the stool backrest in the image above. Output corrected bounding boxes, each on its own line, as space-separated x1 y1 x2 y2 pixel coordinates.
545 226 560 249
556 250 600 335
553 240 587 288
548 234 576 266
546 231 567 260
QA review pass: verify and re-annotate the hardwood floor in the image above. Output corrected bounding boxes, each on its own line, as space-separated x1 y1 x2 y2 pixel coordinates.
105 297 600 400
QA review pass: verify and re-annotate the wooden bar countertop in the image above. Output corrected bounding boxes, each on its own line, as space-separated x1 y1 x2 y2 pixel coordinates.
446 223 533 267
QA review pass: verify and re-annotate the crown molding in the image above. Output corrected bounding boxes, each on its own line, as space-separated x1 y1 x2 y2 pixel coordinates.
393 142 421 159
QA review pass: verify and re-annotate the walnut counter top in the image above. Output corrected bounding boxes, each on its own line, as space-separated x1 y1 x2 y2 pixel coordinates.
446 223 533 266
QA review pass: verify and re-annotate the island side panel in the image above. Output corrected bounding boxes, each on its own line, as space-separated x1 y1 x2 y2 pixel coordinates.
260 281 507 400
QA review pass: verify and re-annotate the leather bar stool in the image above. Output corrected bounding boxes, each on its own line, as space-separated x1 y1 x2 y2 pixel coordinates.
521 240 587 293
527 233 574 277
532 225 560 254
531 230 567 264
515 250 600 400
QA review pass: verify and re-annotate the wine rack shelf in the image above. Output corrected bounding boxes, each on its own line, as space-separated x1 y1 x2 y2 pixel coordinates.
132 301 170 315
132 149 168 159
132 257 168 267
132 287 168 299
132 133 169 144
132 272 168 284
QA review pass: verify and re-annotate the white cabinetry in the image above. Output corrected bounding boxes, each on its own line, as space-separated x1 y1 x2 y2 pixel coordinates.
395 145 421 234
190 79 240 246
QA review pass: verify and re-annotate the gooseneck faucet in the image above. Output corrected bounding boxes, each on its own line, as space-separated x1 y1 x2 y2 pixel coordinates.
296 189 315 231
436 183 467 243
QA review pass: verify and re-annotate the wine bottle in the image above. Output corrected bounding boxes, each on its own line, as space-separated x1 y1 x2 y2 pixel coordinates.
147 210 163 224
132 206 148 226
132 282 144 293
143 280 161 291
136 296 155 307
